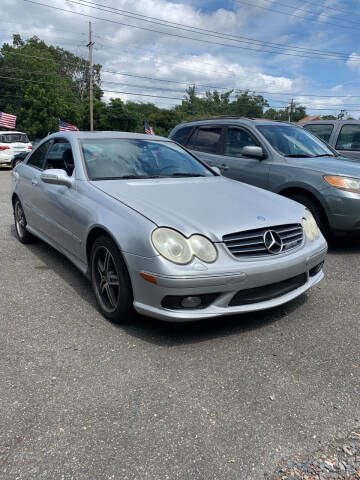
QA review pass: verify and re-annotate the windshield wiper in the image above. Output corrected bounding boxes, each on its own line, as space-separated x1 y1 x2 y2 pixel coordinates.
285 154 312 158
91 175 163 180
164 173 207 177
312 154 335 158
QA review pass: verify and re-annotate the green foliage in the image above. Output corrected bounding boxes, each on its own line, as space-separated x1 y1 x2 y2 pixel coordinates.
0 35 311 139
263 102 307 122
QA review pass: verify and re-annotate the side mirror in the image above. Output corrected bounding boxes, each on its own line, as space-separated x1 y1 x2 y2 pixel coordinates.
211 166 222 175
241 146 265 159
40 169 73 188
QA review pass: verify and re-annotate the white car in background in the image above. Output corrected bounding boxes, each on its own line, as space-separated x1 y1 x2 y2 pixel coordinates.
0 131 33 167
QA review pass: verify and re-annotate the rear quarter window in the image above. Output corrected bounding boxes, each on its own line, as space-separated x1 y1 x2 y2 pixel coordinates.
0 134 29 143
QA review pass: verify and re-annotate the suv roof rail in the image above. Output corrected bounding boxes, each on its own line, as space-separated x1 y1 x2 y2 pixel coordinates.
179 115 252 124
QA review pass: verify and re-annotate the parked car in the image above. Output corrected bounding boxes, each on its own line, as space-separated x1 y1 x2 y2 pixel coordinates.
11 139 44 168
169 118 360 236
11 131 327 322
0 131 33 167
300 120 360 160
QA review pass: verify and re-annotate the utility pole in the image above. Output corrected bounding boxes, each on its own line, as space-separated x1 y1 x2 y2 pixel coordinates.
88 22 94 131
288 98 294 122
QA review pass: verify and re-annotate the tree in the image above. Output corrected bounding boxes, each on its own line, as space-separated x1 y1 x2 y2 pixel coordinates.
0 35 102 138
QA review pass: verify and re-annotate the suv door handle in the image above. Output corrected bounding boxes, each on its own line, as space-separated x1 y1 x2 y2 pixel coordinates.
31 177 38 185
220 164 229 171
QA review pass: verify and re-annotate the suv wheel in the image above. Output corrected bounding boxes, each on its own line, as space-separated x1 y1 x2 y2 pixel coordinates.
288 193 330 239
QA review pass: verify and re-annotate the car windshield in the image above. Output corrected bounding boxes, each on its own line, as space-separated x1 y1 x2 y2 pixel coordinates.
81 139 214 180
0 133 29 143
257 125 335 158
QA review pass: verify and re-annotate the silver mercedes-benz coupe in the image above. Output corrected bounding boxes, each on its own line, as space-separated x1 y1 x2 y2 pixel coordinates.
11 131 327 322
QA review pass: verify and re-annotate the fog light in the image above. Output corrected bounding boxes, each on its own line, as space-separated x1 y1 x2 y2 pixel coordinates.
181 296 202 308
309 261 324 277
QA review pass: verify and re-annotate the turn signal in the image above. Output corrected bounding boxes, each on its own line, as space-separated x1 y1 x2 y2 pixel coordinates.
140 273 157 284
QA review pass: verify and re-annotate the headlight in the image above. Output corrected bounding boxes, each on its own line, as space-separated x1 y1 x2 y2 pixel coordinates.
324 175 360 193
151 228 217 264
152 228 192 264
302 208 320 242
189 235 217 263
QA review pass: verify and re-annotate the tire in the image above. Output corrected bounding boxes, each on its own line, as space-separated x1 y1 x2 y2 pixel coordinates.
12 157 22 169
13 198 34 244
287 193 331 239
90 235 134 323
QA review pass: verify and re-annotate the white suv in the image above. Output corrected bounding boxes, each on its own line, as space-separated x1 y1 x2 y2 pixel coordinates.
0 131 33 167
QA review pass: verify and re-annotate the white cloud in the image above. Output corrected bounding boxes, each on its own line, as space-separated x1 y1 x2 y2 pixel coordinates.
347 52 360 73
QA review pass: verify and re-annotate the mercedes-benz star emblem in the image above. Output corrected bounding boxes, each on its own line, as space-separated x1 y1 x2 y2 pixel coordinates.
263 230 283 254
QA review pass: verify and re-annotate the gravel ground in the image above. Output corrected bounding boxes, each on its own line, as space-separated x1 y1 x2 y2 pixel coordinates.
1 168 360 480
270 429 360 479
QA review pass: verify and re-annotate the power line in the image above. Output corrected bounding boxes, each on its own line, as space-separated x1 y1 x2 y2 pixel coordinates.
21 0 360 63
63 0 357 59
233 0 357 31
3 63 360 101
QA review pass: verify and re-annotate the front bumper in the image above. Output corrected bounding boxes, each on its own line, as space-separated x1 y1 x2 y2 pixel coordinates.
323 186 360 233
124 240 328 322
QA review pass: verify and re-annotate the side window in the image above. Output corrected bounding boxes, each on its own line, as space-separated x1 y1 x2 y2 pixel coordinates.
27 140 52 170
171 126 193 145
303 124 334 143
45 140 74 176
224 127 258 157
187 127 222 154
336 125 360 151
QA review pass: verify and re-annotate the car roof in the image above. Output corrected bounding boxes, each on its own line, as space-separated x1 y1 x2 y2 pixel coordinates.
0 131 27 135
173 117 296 128
300 120 360 125
46 131 170 141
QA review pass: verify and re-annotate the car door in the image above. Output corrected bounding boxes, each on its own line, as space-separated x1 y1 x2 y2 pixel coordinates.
20 139 53 231
215 125 270 189
34 140 83 257
335 124 360 160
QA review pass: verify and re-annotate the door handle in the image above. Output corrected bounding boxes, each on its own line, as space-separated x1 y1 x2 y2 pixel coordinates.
219 164 229 171
31 178 38 185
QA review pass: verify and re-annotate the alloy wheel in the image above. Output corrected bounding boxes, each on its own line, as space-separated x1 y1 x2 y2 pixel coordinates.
15 201 26 239
92 246 121 314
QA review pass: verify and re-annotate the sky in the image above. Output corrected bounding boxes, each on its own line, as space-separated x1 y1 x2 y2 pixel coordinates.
1 0 360 117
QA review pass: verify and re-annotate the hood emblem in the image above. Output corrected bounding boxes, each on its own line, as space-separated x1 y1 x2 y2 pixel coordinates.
263 230 283 254
257 216 266 221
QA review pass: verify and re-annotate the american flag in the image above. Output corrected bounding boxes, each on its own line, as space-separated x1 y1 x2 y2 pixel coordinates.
58 119 79 132
144 121 154 135
0 111 16 129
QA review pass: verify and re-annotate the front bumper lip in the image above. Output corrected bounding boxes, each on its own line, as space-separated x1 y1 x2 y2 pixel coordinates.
134 269 323 321
130 244 327 322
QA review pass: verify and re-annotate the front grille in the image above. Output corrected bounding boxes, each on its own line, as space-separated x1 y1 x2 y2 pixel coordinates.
223 224 303 258
229 272 307 306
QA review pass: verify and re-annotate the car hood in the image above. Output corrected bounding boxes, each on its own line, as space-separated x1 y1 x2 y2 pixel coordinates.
287 156 360 177
92 176 305 242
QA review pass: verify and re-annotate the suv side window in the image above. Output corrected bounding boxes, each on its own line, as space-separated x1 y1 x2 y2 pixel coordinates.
303 124 334 143
187 127 222 154
224 127 259 157
171 126 193 145
26 140 52 170
336 125 360 151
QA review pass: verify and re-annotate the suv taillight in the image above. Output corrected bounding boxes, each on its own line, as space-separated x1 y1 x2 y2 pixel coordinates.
0 146 10 151
28 146 34 149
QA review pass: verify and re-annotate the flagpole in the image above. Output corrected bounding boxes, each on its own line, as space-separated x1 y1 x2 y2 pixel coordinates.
88 22 94 131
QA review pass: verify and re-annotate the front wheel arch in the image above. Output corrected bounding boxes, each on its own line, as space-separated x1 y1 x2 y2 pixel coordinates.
279 187 331 237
